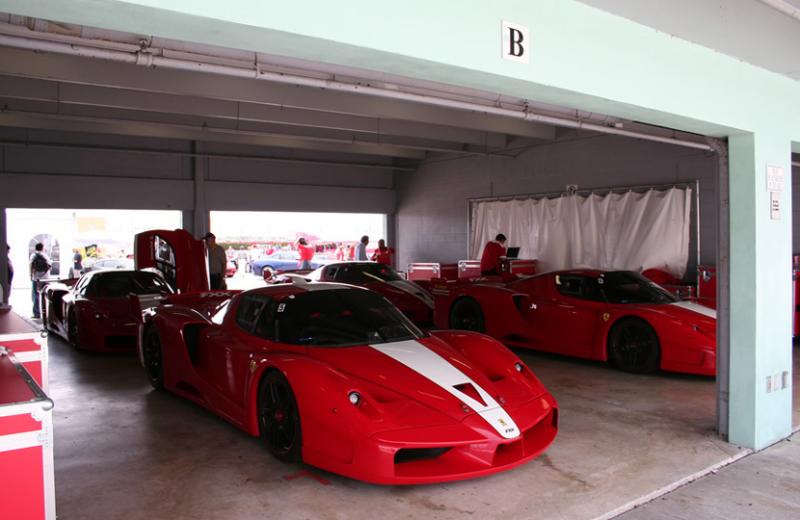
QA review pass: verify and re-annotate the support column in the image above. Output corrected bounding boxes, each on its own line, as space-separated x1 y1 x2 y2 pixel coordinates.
714 140 730 439
728 132 793 450
0 208 8 305
192 142 209 239
181 210 194 235
385 213 397 266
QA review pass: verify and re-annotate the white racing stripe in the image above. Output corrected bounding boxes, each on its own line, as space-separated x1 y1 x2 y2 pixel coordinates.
369 340 520 439
670 301 717 319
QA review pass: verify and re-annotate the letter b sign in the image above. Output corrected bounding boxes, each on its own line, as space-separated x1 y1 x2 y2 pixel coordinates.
501 21 529 64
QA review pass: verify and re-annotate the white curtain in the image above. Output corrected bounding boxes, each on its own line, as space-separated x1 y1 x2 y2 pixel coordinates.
470 187 692 278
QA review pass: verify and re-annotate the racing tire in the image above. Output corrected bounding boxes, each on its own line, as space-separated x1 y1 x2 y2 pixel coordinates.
608 318 661 374
258 371 302 463
142 324 165 390
40 294 48 327
67 310 80 350
449 297 486 333
41 298 51 332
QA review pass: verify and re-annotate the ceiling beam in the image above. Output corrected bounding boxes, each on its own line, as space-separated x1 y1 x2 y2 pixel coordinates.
0 111 428 159
0 75 508 148
0 47 557 141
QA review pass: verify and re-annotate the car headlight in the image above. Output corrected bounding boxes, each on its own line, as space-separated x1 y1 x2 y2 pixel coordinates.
348 391 361 406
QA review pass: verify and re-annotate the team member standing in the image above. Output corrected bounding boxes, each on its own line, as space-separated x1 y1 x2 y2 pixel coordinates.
479 233 507 276
202 232 227 290
29 242 51 318
297 238 315 270
370 239 395 267
355 235 369 261
2 244 12 307
71 248 83 278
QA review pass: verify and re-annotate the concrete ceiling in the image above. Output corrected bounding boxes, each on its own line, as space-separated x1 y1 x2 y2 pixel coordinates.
0 13 714 166
577 0 800 81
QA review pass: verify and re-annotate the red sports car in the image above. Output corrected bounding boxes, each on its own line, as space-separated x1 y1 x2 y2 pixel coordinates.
433 270 716 376
305 262 434 324
226 260 237 278
137 281 558 484
42 269 172 352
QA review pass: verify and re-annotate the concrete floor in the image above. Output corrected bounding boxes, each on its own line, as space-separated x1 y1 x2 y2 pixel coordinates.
43 331 800 520
619 431 800 520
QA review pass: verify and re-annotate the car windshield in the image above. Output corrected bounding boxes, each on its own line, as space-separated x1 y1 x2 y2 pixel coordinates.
334 263 403 284
599 271 677 304
87 271 171 298
270 288 423 347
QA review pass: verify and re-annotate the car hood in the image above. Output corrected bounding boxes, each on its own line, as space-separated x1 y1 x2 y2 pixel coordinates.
85 296 143 321
365 280 434 309
309 336 528 439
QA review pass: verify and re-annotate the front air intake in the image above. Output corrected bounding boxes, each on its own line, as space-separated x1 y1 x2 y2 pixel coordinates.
394 447 452 464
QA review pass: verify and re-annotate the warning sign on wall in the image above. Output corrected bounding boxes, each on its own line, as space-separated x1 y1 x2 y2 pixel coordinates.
771 191 781 220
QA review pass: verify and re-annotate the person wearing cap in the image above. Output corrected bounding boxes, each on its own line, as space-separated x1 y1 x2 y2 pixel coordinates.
479 233 507 276
203 232 227 290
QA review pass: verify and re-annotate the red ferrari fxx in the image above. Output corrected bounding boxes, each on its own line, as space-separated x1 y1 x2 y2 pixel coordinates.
305 262 434 325
137 281 557 484
433 270 716 376
42 269 171 352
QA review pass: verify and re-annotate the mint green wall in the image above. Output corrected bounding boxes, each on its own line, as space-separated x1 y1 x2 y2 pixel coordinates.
1 0 797 449
4 0 799 139
729 133 793 448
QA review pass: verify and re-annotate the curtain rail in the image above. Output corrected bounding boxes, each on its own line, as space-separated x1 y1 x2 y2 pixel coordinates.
468 180 697 204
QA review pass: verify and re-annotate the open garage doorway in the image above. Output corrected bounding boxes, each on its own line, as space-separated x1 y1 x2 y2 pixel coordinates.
209 211 387 290
5 208 181 313
0 7 794 519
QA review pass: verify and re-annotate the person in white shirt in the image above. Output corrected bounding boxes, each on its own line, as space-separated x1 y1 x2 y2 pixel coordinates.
29 242 51 318
355 235 369 261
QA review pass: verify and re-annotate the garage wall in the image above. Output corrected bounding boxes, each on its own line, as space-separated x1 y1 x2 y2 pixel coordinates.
793 162 800 254
396 134 719 279
0 128 397 214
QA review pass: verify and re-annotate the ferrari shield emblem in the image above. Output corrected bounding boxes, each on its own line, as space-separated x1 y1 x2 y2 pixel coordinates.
498 418 507 427
249 359 258 373
603 313 610 322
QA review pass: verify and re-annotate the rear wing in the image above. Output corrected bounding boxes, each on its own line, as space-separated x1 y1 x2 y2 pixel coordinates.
134 229 209 293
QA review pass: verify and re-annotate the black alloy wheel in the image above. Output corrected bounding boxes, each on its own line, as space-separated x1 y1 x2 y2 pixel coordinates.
608 318 661 374
449 297 486 333
142 325 165 390
41 300 52 333
258 371 302 463
67 310 80 349
40 295 48 327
